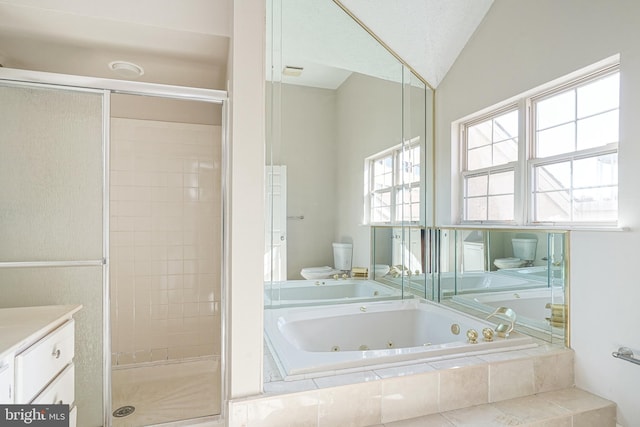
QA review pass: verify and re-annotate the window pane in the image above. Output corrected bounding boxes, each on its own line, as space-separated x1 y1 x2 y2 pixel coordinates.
466 175 487 197
534 191 571 222
468 120 492 148
573 154 618 188
373 156 393 189
535 162 571 191
536 122 575 157
493 139 518 165
488 195 514 220
577 110 619 150
467 145 492 170
401 146 421 184
488 170 514 195
577 72 619 118
537 90 575 130
573 187 618 221
466 197 487 221
493 110 518 142
372 191 391 222
396 187 419 208
396 187 420 222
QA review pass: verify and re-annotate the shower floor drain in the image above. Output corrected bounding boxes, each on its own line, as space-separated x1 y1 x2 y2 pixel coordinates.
113 406 136 418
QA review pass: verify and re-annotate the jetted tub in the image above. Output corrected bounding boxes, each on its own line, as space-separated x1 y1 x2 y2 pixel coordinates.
265 299 536 380
438 271 544 295
451 287 565 331
264 279 403 307
384 271 546 297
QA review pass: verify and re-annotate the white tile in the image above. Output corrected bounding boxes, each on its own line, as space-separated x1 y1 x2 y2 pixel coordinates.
313 371 380 388
247 393 318 427
438 365 489 412
429 356 484 370
263 379 317 395
384 413 454 427
317 381 382 427
374 363 435 378
441 404 519 426
539 388 615 413
381 371 439 423
488 358 535 402
493 394 571 423
534 351 574 393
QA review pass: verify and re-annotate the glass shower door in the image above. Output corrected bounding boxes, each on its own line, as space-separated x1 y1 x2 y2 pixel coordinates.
0 82 106 426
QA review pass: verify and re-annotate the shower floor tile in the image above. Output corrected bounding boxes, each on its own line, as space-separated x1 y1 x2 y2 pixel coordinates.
112 358 221 427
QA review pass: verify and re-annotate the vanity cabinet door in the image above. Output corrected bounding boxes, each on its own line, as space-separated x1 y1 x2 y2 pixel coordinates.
0 357 14 403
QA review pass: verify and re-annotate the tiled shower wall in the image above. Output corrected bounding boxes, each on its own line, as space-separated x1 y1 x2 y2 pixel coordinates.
110 118 221 365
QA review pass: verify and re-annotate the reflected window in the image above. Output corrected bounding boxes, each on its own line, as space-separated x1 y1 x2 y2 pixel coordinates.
367 138 420 224
458 61 619 226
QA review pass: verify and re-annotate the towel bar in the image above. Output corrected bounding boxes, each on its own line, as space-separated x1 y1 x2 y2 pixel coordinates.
612 347 640 366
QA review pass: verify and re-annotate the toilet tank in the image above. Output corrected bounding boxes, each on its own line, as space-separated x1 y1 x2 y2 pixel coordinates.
512 238 537 261
333 243 353 271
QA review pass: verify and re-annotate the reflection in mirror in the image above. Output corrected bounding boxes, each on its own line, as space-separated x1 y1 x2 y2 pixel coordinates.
371 226 434 300
265 0 432 308
438 228 567 343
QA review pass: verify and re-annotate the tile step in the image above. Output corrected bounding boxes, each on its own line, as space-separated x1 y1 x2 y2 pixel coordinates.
378 387 616 427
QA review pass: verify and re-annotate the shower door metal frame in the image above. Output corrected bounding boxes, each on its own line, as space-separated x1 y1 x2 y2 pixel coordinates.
0 67 228 427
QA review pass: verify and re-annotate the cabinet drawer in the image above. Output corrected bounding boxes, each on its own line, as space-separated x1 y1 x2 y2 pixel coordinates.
14 320 75 403
31 363 74 405
0 357 14 403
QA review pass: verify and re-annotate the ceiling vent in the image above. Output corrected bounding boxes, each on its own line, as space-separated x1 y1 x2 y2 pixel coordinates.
108 61 144 78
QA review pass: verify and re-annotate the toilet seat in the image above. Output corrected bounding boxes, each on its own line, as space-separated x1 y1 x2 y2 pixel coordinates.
300 266 342 280
494 257 525 269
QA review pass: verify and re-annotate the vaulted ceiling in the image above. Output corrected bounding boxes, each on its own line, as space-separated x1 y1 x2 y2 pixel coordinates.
0 0 493 90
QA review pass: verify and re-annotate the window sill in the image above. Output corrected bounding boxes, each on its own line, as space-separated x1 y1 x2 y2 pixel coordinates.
441 223 629 232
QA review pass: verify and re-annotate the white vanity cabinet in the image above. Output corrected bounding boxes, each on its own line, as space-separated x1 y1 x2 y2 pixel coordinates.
0 356 14 403
0 305 81 425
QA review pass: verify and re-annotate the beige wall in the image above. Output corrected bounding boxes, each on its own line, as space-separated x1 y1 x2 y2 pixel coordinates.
336 73 403 267
112 94 222 126
436 1 640 425
227 0 265 399
110 118 221 365
275 84 338 278
273 74 408 275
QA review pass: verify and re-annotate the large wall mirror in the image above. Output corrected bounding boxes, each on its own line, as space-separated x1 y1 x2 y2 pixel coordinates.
437 228 568 344
264 0 566 347
265 0 433 307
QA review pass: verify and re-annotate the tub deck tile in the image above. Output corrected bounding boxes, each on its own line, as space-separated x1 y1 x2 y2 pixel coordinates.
313 370 380 388
374 362 435 378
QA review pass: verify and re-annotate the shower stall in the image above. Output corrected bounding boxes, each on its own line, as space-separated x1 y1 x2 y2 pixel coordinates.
0 68 226 426
109 94 224 426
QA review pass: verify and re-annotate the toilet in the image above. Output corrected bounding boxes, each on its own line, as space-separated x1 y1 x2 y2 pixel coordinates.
494 238 537 269
300 243 353 279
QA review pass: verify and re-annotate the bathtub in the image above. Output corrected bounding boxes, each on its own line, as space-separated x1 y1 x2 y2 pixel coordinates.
451 288 565 331
439 271 544 295
383 271 545 297
264 279 403 307
264 299 536 380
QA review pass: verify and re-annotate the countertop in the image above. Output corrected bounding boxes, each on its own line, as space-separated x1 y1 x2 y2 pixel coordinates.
0 305 82 360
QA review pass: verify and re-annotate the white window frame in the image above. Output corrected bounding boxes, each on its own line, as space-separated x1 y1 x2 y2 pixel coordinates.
460 105 520 224
366 138 421 225
527 66 619 226
457 61 620 227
